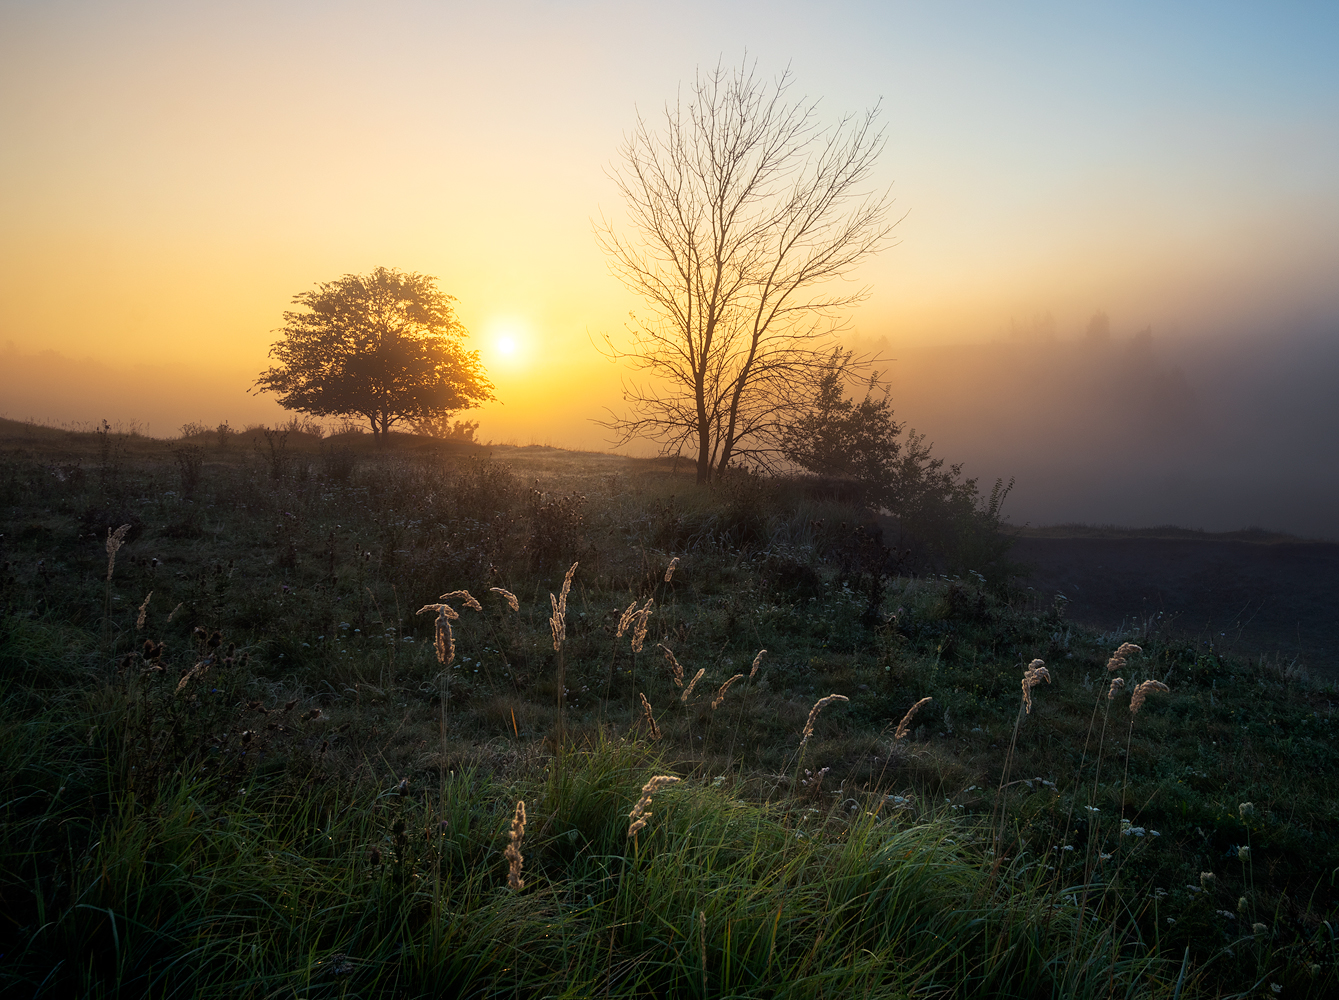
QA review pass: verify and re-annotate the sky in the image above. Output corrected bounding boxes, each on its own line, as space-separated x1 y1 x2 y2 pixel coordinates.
2 1 1338 533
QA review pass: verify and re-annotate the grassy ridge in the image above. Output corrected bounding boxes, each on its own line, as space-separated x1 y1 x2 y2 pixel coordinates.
1 423 1336 997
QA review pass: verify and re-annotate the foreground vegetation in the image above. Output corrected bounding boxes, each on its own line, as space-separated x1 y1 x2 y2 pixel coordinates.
1 418 1336 998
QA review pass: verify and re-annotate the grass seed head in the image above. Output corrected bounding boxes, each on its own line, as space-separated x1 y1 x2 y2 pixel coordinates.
505 800 526 890
1106 642 1143 672
630 597 654 653
638 692 661 739
440 589 482 612
894 696 933 740
135 591 152 630
681 668 705 704
417 604 459 664
105 523 132 580
617 599 639 636
627 775 680 838
664 556 680 582
711 673 745 709
801 693 850 745
658 644 684 688
489 587 520 612
1021 659 1050 714
749 649 766 680
1130 679 1169 715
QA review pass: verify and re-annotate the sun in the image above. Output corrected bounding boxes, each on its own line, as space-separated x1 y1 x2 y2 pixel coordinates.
486 318 529 365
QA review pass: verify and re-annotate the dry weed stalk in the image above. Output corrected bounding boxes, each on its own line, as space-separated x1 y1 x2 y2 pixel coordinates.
1021 659 1050 714
681 668 705 704
135 591 152 630
630 598 654 653
658 644 685 688
105 523 131 581
1130 679 1169 715
801 693 849 745
417 602 460 665
489 587 520 611
894 696 932 740
504 800 526 890
549 561 578 651
1106 642 1142 672
749 649 767 680
638 692 662 739
627 775 680 838
711 673 745 709
664 557 680 582
616 599 639 636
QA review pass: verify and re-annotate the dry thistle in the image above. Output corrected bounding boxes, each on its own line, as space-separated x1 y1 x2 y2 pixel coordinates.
616 599 639 637
801 693 850 745
1106 642 1142 672
440 589 483 612
638 692 662 739
417 603 460 665
894 696 932 740
658 644 685 688
749 649 767 680
663 557 680 583
1107 677 1126 700
630 597 654 653
627 775 680 838
1130 679 1170 715
489 587 520 612
681 668 705 704
504 800 526 890
135 591 152 630
105 523 131 580
711 673 745 709
1021 659 1050 714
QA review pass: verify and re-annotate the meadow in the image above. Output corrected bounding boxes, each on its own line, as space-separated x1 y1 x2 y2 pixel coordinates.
1 417 1336 998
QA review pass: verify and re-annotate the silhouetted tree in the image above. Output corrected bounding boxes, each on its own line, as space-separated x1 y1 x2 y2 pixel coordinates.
596 60 895 484
255 268 493 446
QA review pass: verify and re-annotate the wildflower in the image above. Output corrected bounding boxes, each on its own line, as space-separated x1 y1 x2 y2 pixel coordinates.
894 697 932 740
1200 871 1216 890
1237 845 1251 863
1239 801 1255 819
1253 923 1268 936
801 694 850 745
1021 659 1050 714
627 775 680 838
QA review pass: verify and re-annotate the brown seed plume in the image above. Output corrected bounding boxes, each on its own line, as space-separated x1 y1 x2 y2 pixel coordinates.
417 603 460 665
630 597 654 653
627 775 680 838
658 644 685 688
549 561 578 651
1021 659 1050 714
1106 642 1142 673
1107 677 1126 700
489 587 520 612
638 692 662 739
616 599 639 637
663 557 680 583
504 800 526 890
1130 679 1170 715
711 673 745 709
749 649 767 680
894 696 932 740
801 693 850 745
681 668 705 704
440 589 483 612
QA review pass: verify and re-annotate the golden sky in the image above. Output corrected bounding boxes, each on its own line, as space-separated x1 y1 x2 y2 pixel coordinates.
2 1 1338 451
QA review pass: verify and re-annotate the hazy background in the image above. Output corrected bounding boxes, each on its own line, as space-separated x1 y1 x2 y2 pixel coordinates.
3 1 1338 537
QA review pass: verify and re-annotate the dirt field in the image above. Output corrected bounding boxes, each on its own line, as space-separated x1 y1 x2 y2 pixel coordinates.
1011 527 1339 679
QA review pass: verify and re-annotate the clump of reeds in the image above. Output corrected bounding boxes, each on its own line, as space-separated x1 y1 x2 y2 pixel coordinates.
504 800 526 891
681 668 705 704
638 692 661 739
711 674 744 710
894 696 932 740
1021 659 1050 714
800 694 849 745
627 775 680 839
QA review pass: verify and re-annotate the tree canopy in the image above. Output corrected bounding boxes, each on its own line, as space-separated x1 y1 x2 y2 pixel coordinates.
254 268 493 444
596 60 895 484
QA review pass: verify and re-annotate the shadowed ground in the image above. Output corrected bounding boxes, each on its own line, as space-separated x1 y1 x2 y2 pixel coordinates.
1012 527 1339 678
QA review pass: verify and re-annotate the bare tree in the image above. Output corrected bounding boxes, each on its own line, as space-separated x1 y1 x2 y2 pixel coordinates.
596 60 896 484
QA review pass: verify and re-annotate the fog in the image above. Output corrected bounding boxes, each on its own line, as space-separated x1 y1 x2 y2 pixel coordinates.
876 316 1339 540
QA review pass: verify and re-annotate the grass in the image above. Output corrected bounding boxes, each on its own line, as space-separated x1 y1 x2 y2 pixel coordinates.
1 416 1336 997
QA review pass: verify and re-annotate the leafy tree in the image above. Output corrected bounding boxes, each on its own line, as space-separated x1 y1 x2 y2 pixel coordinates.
596 60 895 484
254 268 493 445
781 358 1015 577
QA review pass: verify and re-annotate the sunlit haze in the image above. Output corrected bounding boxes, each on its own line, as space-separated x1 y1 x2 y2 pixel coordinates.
3 1 1337 534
